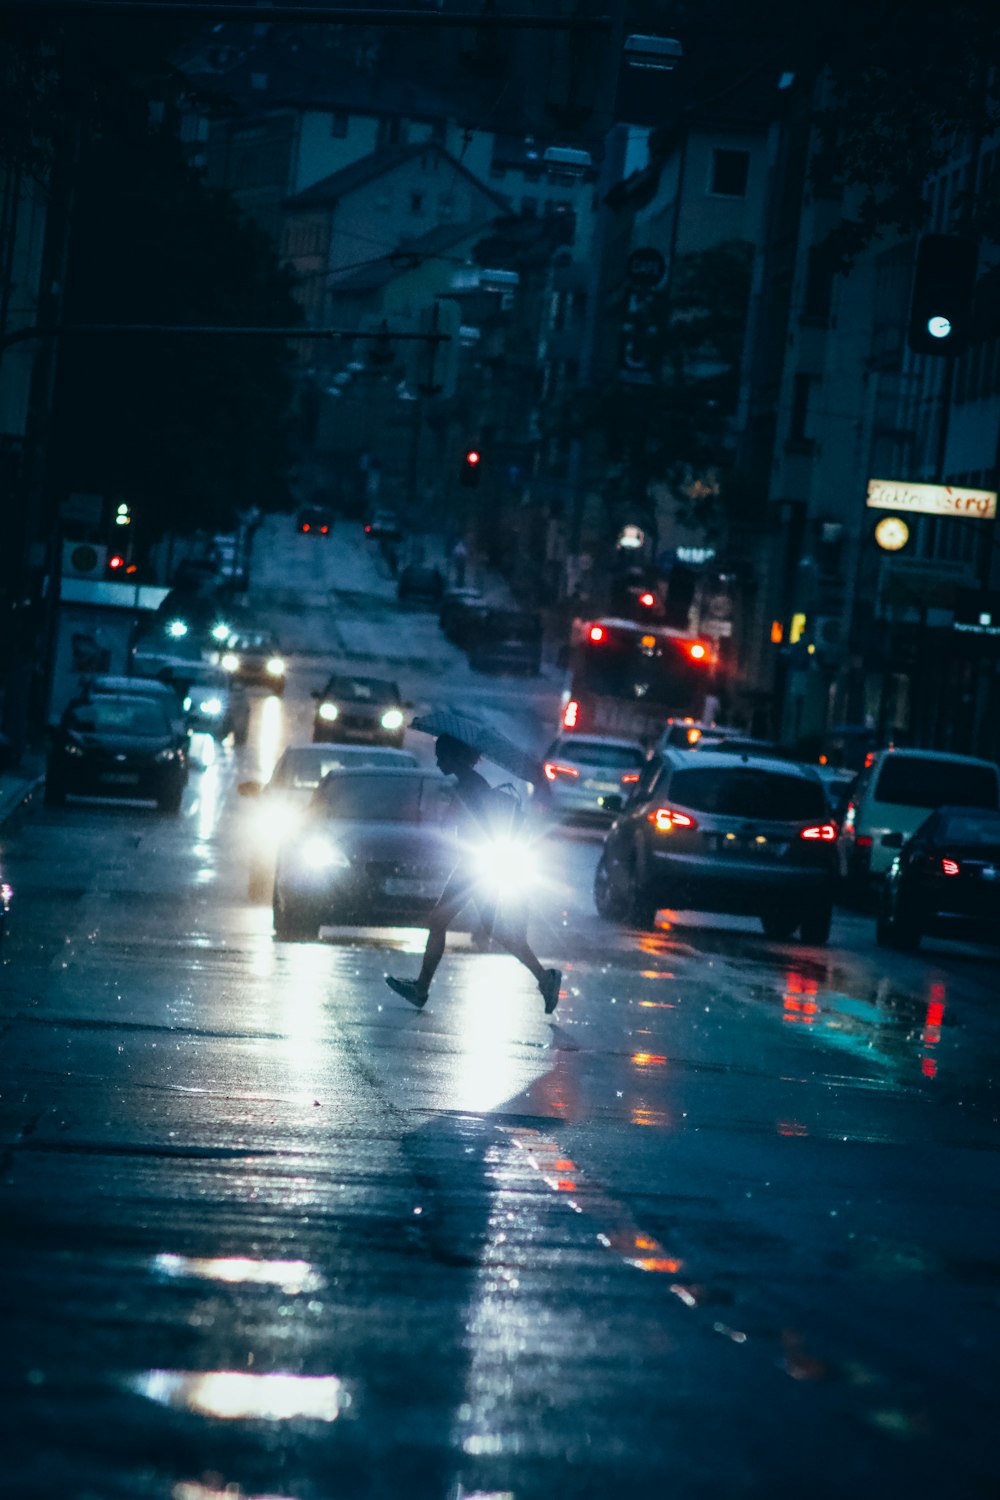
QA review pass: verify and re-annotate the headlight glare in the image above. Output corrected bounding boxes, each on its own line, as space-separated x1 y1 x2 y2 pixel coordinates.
200 697 223 716
211 622 231 642
301 834 350 870
380 708 404 731
318 702 339 722
221 653 240 672
154 748 177 763
167 619 188 638
266 656 286 676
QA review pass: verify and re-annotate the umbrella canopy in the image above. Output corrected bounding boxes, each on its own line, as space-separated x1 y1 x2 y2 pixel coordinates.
410 708 542 785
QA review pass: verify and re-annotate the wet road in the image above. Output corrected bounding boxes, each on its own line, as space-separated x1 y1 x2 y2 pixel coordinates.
2 520 999 1500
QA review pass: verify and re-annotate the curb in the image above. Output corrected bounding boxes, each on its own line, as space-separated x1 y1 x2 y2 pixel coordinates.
0 772 45 830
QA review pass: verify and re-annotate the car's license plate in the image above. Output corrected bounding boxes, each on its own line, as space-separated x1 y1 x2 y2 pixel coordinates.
100 772 140 785
586 780 618 792
384 876 439 897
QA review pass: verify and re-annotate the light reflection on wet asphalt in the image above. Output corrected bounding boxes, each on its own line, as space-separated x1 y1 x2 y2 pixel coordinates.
1 663 999 1497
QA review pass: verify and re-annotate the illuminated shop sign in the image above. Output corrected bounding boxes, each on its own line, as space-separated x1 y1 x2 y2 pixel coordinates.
866 478 997 521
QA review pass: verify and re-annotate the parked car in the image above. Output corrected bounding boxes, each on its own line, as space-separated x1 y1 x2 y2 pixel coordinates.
539 734 647 821
397 564 445 605
439 586 483 635
876 805 1000 951
221 630 287 695
272 767 460 939
169 664 250 744
75 674 188 742
837 747 1000 900
443 596 492 647
312 674 406 748
46 695 187 813
364 509 402 543
594 749 837 941
467 609 543 676
239 743 417 901
297 506 333 535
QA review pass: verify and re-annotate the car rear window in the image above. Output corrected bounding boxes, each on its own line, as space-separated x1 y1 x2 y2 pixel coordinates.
324 677 399 704
555 741 645 768
315 774 453 822
938 810 1000 845
69 700 170 736
874 757 999 810
667 767 826 820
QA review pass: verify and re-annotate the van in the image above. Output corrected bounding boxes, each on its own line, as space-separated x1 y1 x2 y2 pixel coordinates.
837 747 1000 897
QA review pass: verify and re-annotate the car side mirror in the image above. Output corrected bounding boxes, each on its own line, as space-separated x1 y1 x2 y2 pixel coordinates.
881 831 904 849
601 794 624 814
237 780 262 798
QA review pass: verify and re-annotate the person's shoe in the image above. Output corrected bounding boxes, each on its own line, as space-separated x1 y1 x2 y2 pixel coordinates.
385 975 429 1009
540 968 562 1015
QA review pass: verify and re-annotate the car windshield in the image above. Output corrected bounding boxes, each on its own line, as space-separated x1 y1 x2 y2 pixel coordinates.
314 774 454 822
875 757 999 810
938 810 1000 845
68 699 170 736
323 677 399 704
555 741 645 768
668 767 827 820
232 633 274 650
273 749 414 789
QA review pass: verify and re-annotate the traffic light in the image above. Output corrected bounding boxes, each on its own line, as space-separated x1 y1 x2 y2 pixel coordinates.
907 234 978 357
106 551 127 577
460 448 482 488
114 502 132 527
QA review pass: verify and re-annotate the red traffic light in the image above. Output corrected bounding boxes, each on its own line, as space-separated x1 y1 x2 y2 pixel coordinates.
108 554 125 571
465 449 481 466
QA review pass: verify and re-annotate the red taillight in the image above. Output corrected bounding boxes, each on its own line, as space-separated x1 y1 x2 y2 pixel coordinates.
621 772 640 784
639 591 655 608
544 761 579 781
588 625 605 643
688 642 708 661
320 525 329 533
941 857 960 876
856 834 873 849
302 523 311 532
365 524 371 533
800 823 837 841
563 699 579 729
649 807 697 833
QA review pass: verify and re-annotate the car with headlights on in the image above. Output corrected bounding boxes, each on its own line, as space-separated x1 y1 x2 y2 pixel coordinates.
169 664 250 744
272 767 463 939
220 630 287 695
876 805 1000 951
540 734 647 821
312 674 406 748
46 695 187 813
594 749 837 941
238 743 418 900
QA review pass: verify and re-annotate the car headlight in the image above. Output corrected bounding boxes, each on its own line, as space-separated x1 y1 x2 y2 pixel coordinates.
471 837 541 895
253 800 304 849
301 834 350 871
318 702 339 722
154 748 177 763
199 697 223 716
183 696 192 712
167 619 188 638
211 622 231 642
266 656 286 677
380 708 404 731
221 653 240 672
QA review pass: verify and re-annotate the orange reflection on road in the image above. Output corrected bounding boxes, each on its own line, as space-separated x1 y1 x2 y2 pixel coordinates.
631 1104 668 1127
920 983 946 1080
632 1052 667 1068
783 970 819 1026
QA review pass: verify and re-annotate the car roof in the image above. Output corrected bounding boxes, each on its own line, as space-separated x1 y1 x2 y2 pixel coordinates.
323 674 400 693
84 675 174 695
661 748 821 779
869 747 999 769
551 734 645 751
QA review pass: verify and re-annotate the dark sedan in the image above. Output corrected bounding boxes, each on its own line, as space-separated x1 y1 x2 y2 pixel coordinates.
46 696 187 813
594 750 837 941
272 768 461 939
221 630 287 695
312 674 406 748
877 805 1000 951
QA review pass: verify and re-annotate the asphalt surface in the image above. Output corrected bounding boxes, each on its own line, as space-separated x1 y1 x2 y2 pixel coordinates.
1 518 998 1500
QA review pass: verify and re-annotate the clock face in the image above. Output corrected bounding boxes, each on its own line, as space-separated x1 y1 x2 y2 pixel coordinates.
874 515 910 552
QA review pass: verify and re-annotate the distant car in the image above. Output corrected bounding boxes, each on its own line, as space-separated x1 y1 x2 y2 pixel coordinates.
239 743 418 901
690 735 796 761
594 749 836 941
877 805 1000 951
658 721 756 751
169 664 250 744
837 747 1000 899
467 609 542 676
312 674 406 748
130 628 212 681
439 586 483 635
221 630 287 695
75 674 188 742
540 734 647 821
364 509 402 543
272 767 463 939
46 695 187 813
443 596 492 647
297 506 333 536
397 564 445 605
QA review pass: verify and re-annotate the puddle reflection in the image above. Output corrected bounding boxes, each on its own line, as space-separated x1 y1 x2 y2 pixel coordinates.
153 1254 323 1293
256 694 284 784
128 1369 349 1421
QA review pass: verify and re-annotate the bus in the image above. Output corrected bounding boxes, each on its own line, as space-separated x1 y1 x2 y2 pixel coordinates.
560 616 719 743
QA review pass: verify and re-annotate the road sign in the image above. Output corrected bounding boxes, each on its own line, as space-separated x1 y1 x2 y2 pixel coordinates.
62 541 106 579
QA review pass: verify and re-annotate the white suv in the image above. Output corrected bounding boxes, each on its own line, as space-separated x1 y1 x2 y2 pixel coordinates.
837 748 1000 898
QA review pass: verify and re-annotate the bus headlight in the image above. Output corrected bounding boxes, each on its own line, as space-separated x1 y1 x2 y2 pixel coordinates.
380 708 404 731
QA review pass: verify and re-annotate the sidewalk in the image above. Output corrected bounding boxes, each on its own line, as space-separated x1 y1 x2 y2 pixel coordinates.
0 751 45 829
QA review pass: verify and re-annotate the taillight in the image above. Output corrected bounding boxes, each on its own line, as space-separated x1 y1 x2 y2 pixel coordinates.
621 772 639 784
688 642 708 661
563 699 579 729
856 834 873 849
800 823 837 841
639 592 655 608
364 524 371 533
648 807 698 833
302 523 311 532
320 525 329 534
544 761 579 781
588 625 605 643
941 857 960 876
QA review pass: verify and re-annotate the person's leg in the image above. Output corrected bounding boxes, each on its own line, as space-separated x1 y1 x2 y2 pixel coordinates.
386 870 470 1006
415 913 449 992
491 902 561 1013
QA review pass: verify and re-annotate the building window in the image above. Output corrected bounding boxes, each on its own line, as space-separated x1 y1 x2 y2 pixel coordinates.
710 148 750 198
790 373 814 443
329 113 348 138
409 191 424 213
